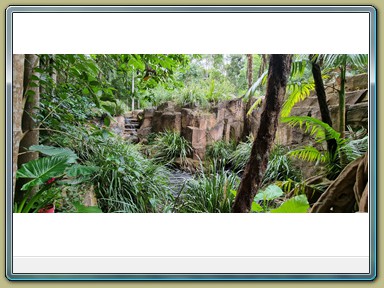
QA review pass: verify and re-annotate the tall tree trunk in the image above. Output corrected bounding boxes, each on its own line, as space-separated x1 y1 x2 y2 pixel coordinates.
233 54 292 213
242 54 254 141
258 54 268 78
246 54 253 88
310 55 337 158
338 59 347 139
12 54 25 199
338 57 347 166
16 54 40 202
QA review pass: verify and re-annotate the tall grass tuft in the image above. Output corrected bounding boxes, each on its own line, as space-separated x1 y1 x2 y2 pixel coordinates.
152 130 193 165
175 161 240 213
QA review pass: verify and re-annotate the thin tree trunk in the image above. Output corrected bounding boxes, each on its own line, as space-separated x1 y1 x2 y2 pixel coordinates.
258 54 268 78
246 54 253 88
310 55 337 157
12 54 25 199
233 54 292 213
339 62 346 139
242 54 254 141
338 58 347 167
16 54 40 202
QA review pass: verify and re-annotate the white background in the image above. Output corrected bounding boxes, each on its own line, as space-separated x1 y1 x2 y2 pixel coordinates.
11 11 371 273
12 12 369 54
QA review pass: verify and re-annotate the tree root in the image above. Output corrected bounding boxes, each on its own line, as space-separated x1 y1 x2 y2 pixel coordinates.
310 152 368 213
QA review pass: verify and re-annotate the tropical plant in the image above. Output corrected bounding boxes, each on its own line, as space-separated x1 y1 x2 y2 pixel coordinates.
151 131 193 165
229 136 254 172
322 54 368 139
253 184 284 212
262 145 302 185
205 140 236 167
231 184 310 213
230 138 301 183
49 125 174 213
281 115 368 179
269 195 310 213
175 164 240 213
15 145 98 213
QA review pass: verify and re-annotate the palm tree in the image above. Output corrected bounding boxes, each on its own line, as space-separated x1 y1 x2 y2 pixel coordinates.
322 54 368 139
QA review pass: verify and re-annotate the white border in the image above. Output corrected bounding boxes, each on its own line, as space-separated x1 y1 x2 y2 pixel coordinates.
13 12 369 54
11 10 372 275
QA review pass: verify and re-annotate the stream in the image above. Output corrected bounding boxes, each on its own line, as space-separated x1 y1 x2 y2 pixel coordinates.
169 169 193 197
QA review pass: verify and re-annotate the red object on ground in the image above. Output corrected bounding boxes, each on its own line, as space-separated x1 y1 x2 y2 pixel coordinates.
38 204 55 213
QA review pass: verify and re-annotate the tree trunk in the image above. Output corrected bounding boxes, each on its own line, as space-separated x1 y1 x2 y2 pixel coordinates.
246 54 253 88
16 54 40 202
12 54 25 199
233 54 292 212
242 54 254 141
258 54 268 78
339 62 346 139
338 58 347 166
310 153 367 213
310 55 338 158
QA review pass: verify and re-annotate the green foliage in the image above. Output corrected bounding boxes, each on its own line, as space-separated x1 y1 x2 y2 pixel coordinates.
152 131 193 165
244 70 268 100
270 195 309 213
281 80 315 117
50 125 173 213
283 116 368 179
16 156 70 191
253 184 284 212
29 145 78 163
72 202 103 213
15 146 98 213
281 116 341 143
205 140 236 167
287 146 327 163
175 164 240 213
254 184 284 202
262 145 302 185
229 136 254 172
322 54 368 72
230 139 301 184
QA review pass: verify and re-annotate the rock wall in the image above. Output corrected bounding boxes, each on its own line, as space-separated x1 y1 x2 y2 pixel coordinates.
276 73 368 147
136 73 368 160
138 99 244 159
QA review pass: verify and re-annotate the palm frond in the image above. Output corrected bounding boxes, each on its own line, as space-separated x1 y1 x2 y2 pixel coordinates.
290 58 308 78
281 81 315 117
281 116 341 142
288 146 327 163
244 70 268 99
322 54 368 70
246 96 263 116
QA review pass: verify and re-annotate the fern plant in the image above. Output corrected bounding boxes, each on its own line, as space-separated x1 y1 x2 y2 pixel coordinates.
281 115 368 179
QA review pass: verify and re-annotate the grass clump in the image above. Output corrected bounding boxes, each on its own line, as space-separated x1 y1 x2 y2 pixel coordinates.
175 161 240 213
152 130 193 165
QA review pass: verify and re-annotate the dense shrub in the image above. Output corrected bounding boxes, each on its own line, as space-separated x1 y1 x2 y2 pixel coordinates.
50 125 174 212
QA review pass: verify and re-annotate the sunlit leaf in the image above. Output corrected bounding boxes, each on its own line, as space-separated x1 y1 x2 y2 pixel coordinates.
270 195 309 213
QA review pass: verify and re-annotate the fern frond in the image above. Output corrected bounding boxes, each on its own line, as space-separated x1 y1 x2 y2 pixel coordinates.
281 116 341 142
281 81 315 117
290 58 308 78
288 146 327 163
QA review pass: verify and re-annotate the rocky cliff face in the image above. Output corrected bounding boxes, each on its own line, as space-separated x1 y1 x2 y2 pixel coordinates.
276 73 368 147
135 73 368 160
